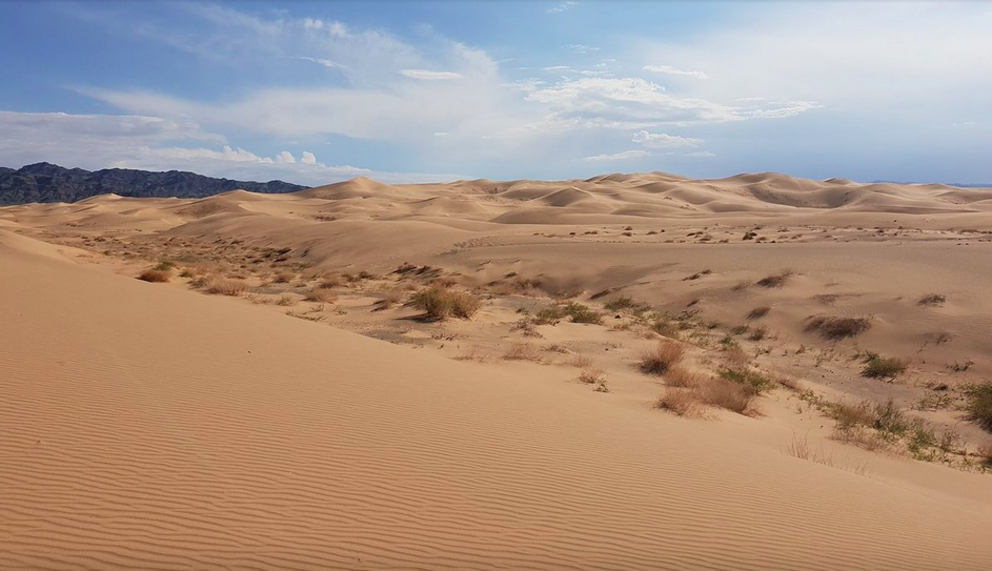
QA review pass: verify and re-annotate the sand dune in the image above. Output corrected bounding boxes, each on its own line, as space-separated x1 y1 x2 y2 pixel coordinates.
3 171 992 569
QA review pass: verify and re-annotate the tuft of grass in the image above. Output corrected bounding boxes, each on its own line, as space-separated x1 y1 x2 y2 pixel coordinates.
860 352 907 379
747 325 769 341
304 288 337 303
664 366 703 388
410 286 480 321
272 271 295 284
805 316 871 340
756 271 793 288
639 340 684 375
651 318 680 339
962 382 992 432
568 354 594 368
204 278 248 296
152 260 175 271
697 378 756 415
746 306 770 320
534 302 602 325
275 294 296 306
656 388 704 417
502 342 545 363
719 367 775 395
603 296 649 313
137 269 170 283
578 368 606 385
917 293 946 307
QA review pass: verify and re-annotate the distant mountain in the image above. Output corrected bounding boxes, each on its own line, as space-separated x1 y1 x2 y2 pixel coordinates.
0 163 308 205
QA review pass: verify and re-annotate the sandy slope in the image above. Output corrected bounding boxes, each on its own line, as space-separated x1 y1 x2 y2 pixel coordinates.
1 229 992 569
3 172 992 569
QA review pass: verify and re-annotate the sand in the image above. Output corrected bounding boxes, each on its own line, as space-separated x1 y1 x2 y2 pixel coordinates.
2 171 992 569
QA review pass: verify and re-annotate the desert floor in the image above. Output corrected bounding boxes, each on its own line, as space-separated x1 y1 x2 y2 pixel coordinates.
3 171 992 570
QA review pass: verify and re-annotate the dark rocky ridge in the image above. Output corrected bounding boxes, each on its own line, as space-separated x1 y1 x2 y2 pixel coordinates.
0 163 307 205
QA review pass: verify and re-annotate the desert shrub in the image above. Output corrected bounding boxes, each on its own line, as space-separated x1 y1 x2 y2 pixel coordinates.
860 352 906 379
604 296 649 313
205 278 247 296
410 286 480 321
805 316 871 340
656 388 703 417
188 276 208 289
272 271 295 284
697 378 756 415
137 269 170 283
664 366 703 388
533 302 601 325
276 294 296 306
746 306 770 320
639 341 684 375
979 441 992 465
651 318 679 338
578 368 606 385
179 268 195 278
304 288 337 303
730 324 749 335
502 342 544 362
152 260 175 271
756 271 792 288
719 367 775 395
568 354 594 368
917 293 946 307
963 382 992 431
747 325 768 341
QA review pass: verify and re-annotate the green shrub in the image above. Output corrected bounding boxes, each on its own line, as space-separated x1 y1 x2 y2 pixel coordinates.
861 352 906 379
963 382 992 431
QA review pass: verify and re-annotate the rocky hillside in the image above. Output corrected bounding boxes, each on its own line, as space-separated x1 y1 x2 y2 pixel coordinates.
0 163 307 204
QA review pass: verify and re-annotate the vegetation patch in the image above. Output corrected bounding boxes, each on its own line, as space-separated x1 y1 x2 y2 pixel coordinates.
410 286 480 321
639 341 684 375
860 352 907 379
963 382 992 432
917 293 946 307
137 269 170 283
804 316 871 340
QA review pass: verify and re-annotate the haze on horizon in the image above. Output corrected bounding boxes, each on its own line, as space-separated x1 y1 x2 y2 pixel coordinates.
1 1 990 186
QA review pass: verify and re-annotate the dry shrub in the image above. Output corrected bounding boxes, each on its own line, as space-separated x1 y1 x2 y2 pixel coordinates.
276 294 296 306
137 269 170 283
205 278 247 296
502 342 545 363
978 442 992 466
656 388 704 417
578 368 606 385
411 286 480 321
723 345 750 370
756 271 793 288
453 346 490 362
805 316 871 340
861 352 906 379
272 271 294 284
918 293 946 307
639 340 684 375
963 382 992 431
696 378 757 415
831 426 891 452
747 306 770 320
747 325 769 341
568 354 594 368
318 274 345 289
664 366 703 388
305 288 337 303
785 434 871 477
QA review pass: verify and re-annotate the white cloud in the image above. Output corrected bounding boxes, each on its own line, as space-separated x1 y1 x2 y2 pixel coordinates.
544 65 573 72
548 2 577 14
642 64 709 80
399 69 464 80
632 130 703 149
0 110 463 185
584 150 650 162
564 43 600 54
686 151 716 158
291 56 344 69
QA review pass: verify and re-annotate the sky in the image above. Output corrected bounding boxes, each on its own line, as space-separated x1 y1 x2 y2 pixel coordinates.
0 1 990 185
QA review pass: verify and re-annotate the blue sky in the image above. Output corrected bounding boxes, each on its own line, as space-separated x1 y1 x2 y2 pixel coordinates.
1 1 990 185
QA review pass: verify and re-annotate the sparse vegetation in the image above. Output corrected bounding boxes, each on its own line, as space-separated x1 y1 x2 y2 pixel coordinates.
805 316 871 340
578 368 606 385
664 366 703 388
137 269 170 283
410 286 480 321
746 306 770 320
533 302 602 325
502 342 545 363
204 278 248 296
656 388 704 417
747 325 768 341
639 341 684 375
963 382 992 431
603 296 649 313
304 288 337 303
918 293 946 307
860 352 906 379
756 271 792 288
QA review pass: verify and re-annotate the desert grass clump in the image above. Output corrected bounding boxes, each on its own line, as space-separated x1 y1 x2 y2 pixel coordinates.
604 296 649 313
578 368 606 385
917 293 946 307
747 325 769 341
656 388 704 417
650 317 680 339
805 315 871 340
978 442 992 466
410 286 480 321
719 367 775 395
664 366 703 388
746 306 770 320
639 340 685 375
696 378 756 415
962 382 992 431
137 269 171 283
272 270 295 284
860 352 907 379
568 354 594 368
152 260 175 271
304 288 337 303
204 278 248 296
502 342 545 363
534 302 602 325
756 271 793 288
276 294 296 306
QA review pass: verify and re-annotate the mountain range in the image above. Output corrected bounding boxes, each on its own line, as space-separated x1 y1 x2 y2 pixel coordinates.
0 163 307 205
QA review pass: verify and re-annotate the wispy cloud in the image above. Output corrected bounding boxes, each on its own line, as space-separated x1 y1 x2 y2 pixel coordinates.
290 56 344 69
584 150 650 162
564 43 599 54
632 130 703 149
548 2 577 14
399 69 464 80
642 64 709 80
